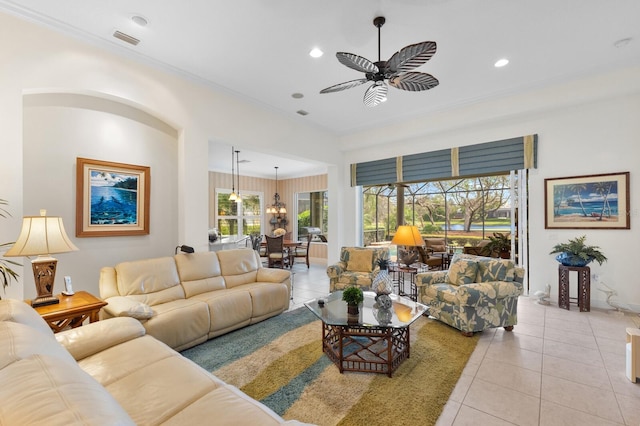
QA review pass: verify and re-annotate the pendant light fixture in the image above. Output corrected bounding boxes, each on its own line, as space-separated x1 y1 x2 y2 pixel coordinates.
235 149 242 203
267 166 286 214
229 146 237 201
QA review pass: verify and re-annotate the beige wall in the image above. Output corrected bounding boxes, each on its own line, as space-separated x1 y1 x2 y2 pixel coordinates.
209 172 328 262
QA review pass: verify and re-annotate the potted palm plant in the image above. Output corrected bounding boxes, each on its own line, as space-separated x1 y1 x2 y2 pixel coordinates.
485 232 511 258
549 235 607 267
342 286 364 315
1 199 19 297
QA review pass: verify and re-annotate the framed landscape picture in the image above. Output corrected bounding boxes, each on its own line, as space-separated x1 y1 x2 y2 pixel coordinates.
76 158 150 237
545 172 630 229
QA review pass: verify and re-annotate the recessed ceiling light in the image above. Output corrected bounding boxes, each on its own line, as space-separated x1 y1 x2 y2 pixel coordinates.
291 93 304 99
494 58 509 68
131 15 148 27
296 110 309 116
309 48 323 58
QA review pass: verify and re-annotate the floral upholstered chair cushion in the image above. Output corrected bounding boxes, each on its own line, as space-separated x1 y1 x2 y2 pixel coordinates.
476 258 515 282
446 258 479 286
326 247 389 292
416 253 524 335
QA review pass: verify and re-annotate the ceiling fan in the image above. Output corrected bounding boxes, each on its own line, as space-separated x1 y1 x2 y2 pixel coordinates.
320 16 439 107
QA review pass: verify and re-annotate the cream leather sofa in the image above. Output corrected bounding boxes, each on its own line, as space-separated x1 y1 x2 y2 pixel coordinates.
99 248 291 351
0 299 309 425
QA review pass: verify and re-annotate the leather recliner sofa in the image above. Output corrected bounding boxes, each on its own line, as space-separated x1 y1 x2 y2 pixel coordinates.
0 298 310 425
99 248 291 351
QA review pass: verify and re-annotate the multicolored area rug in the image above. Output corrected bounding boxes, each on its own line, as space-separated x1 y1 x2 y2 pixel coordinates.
181 307 478 426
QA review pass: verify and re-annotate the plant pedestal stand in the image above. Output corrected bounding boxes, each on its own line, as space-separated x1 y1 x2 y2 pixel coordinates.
558 265 590 312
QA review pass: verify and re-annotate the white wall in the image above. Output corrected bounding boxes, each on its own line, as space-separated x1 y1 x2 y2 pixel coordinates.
0 12 338 299
342 70 640 311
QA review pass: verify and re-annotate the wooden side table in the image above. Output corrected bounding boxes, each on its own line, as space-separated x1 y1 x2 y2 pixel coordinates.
558 265 590 312
389 263 428 301
28 291 108 333
626 328 640 383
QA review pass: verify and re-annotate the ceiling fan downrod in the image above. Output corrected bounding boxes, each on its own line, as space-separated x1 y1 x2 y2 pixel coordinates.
374 16 385 63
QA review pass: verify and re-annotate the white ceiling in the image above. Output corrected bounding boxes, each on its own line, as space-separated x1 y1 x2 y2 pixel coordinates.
3 0 640 177
209 142 329 179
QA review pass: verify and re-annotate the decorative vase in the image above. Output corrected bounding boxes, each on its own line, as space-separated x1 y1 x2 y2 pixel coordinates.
372 268 393 296
555 252 593 267
347 303 359 316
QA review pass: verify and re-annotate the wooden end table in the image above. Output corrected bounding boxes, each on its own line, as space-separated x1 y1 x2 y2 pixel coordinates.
558 265 591 312
27 291 108 333
389 263 428 301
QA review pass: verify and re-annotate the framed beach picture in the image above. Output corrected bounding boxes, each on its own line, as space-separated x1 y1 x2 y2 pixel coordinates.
545 172 630 229
76 158 150 237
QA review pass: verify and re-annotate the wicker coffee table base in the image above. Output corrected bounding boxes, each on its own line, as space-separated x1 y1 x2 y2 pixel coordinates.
321 322 410 378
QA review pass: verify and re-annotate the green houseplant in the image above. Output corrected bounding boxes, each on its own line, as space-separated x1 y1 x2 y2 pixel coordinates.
549 235 607 267
485 232 511 258
342 286 364 315
0 199 20 296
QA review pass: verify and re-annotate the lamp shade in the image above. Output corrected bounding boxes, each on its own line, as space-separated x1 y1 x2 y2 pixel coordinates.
4 214 78 257
391 225 424 247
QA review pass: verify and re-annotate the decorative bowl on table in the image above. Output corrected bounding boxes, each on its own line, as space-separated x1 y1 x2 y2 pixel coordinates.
555 252 593 267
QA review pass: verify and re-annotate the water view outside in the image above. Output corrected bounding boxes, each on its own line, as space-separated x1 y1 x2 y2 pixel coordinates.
89 171 138 225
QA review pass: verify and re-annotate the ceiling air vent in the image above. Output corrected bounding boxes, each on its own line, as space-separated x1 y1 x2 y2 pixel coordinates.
296 110 309 116
113 30 140 46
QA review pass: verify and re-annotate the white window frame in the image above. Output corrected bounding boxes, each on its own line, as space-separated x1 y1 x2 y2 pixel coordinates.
215 188 264 236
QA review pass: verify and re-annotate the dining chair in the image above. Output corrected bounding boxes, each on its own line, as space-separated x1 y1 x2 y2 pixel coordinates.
289 234 312 268
265 235 288 268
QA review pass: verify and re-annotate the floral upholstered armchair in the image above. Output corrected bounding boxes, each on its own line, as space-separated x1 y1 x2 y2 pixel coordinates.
327 247 389 292
416 253 524 336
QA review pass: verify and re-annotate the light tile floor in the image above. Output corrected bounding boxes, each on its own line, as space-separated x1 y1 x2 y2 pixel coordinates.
288 263 640 425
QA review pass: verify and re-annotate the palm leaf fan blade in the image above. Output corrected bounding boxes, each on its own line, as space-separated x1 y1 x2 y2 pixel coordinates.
386 41 437 74
336 52 378 73
363 82 388 107
390 72 439 91
320 79 368 94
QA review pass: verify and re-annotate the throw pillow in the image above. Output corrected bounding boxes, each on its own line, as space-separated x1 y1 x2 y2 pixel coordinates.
477 259 515 282
446 259 479 286
346 250 373 272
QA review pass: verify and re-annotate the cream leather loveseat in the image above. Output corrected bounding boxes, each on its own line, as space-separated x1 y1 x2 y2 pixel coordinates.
99 248 291 351
0 299 308 425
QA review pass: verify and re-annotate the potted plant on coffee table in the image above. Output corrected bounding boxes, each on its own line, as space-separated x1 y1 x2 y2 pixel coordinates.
550 235 607 267
342 286 364 315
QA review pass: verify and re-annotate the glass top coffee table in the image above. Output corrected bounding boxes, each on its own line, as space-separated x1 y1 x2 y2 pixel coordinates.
304 291 427 377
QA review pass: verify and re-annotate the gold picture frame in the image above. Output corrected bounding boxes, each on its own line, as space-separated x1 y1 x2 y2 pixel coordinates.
76 158 150 237
544 172 630 229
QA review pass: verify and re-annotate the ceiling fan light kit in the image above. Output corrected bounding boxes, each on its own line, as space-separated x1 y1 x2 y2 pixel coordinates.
320 16 439 107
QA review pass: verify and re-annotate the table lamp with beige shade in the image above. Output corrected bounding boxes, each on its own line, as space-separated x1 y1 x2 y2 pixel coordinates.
391 225 424 267
4 210 78 307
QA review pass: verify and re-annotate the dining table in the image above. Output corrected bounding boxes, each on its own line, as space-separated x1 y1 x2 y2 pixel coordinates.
260 240 302 248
